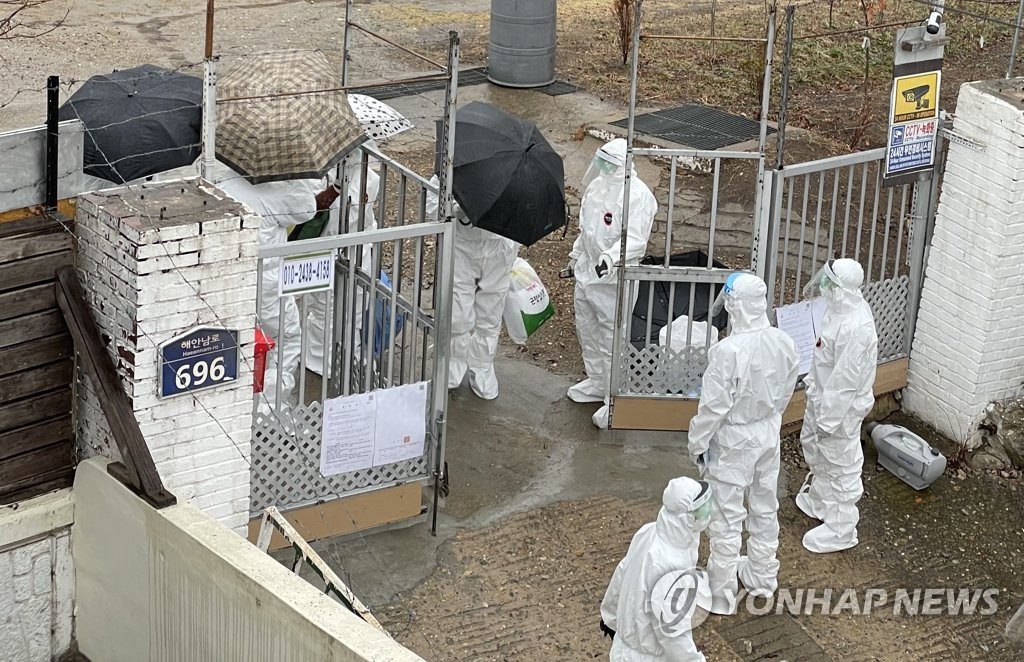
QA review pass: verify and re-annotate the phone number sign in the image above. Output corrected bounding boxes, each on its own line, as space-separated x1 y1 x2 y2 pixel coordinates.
159 327 239 398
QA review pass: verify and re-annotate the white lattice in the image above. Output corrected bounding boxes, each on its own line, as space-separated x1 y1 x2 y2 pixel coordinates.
249 401 429 515
864 274 909 362
619 343 709 396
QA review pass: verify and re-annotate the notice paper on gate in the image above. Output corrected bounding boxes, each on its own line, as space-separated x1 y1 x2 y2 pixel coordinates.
320 381 429 477
775 299 827 375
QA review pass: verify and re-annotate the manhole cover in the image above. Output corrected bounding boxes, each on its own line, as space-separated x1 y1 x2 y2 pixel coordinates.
611 104 775 150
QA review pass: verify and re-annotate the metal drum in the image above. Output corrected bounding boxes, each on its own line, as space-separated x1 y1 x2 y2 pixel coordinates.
488 0 557 88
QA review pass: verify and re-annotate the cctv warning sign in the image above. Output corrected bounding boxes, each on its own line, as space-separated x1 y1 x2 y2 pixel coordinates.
892 71 941 123
884 69 942 179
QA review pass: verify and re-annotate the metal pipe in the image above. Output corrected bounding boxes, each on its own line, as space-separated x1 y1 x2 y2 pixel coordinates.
205 0 215 58
200 57 217 181
45 75 59 212
751 9 777 259
432 31 459 536
642 34 766 43
342 0 354 85
349 21 447 70
609 0 645 412
1008 0 1024 78
775 5 796 170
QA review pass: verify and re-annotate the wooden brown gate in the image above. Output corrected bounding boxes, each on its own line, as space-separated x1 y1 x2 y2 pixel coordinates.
0 216 75 504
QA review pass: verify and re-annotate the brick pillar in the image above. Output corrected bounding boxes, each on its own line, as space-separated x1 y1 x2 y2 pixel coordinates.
74 179 259 533
904 79 1024 443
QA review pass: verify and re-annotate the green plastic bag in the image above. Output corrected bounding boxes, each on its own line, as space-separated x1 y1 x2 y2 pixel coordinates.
503 257 555 344
288 209 331 242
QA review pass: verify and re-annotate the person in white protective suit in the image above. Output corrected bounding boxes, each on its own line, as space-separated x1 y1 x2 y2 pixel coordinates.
687 273 799 614
797 258 878 554
215 167 321 408
305 148 380 378
600 476 714 662
426 175 519 400
567 138 657 427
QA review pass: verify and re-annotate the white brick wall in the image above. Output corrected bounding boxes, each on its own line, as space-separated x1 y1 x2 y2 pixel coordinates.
75 179 259 533
904 80 1024 442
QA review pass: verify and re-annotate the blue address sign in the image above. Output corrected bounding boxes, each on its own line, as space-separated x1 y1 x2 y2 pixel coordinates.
159 327 240 398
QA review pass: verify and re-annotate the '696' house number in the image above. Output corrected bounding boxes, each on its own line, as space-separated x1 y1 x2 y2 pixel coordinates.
159 327 240 398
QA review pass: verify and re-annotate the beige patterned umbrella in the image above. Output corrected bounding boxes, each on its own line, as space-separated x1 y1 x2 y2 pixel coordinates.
216 50 365 183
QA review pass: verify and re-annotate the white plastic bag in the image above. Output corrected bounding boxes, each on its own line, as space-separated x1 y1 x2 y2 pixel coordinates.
503 257 555 345
658 314 719 349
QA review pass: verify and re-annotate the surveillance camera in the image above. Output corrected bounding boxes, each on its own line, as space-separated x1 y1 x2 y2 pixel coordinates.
926 10 942 34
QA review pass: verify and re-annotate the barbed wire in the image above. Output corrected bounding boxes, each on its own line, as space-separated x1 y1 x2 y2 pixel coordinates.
49 185 440 653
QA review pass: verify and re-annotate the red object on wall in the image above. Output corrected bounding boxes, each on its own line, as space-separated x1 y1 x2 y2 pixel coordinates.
253 327 276 394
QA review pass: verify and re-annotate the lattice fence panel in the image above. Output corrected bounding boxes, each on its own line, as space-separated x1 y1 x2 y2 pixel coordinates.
864 274 909 363
250 401 429 515
619 344 709 396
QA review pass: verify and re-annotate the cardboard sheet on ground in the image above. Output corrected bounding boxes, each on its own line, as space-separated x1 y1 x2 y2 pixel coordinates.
775 299 827 375
320 382 428 477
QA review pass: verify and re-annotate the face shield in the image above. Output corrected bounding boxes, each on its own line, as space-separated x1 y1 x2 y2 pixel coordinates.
802 259 840 300
711 272 746 317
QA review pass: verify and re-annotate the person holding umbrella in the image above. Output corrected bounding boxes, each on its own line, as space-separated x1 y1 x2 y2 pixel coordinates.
429 101 566 400
567 138 658 428
426 177 519 400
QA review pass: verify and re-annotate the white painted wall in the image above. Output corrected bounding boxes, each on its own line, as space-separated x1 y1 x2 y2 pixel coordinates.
0 490 75 661
74 179 259 533
904 79 1024 441
73 458 424 662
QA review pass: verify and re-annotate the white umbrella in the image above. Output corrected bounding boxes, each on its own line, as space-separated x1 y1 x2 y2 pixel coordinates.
347 93 414 141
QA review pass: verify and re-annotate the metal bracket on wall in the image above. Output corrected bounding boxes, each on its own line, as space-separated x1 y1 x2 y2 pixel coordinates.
939 127 986 152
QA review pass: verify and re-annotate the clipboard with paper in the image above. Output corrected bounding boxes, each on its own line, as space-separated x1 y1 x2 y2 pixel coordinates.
775 299 827 375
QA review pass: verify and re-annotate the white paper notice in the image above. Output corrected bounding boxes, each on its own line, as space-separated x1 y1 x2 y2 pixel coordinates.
776 301 818 375
320 392 376 477
372 382 428 466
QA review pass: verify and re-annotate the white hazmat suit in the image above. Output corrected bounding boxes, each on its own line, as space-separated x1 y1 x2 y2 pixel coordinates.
426 176 519 399
568 139 657 427
797 258 878 554
305 153 380 378
601 477 713 662
687 273 799 614
216 167 319 408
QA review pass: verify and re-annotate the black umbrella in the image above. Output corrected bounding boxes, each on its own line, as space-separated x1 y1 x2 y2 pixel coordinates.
435 101 565 246
59 64 202 184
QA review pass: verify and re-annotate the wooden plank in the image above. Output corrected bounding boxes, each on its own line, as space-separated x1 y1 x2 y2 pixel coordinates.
0 471 74 506
0 283 57 322
0 362 73 405
0 120 84 214
0 416 73 461
55 267 175 508
0 250 74 294
0 232 72 263
612 358 911 432
611 396 699 431
247 482 423 552
0 465 74 506
0 310 67 350
0 441 74 494
0 389 71 435
0 200 76 227
0 335 72 378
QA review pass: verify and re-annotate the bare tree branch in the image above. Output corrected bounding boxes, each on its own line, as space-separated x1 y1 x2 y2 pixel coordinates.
0 0 70 41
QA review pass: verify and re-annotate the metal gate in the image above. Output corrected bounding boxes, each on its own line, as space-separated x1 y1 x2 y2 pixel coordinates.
757 148 936 364
611 149 764 421
249 144 455 531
